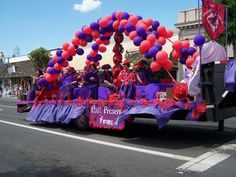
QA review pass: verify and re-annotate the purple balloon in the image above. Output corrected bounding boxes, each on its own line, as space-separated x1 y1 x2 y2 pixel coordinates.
136 27 146 37
57 57 64 64
56 50 63 57
48 60 55 67
188 47 196 56
100 36 106 40
38 78 47 87
67 56 73 61
133 36 143 46
87 54 93 61
76 48 84 55
90 22 99 30
137 15 143 20
181 48 189 57
92 57 99 62
151 31 158 38
125 23 135 32
99 27 106 34
179 56 187 64
194 34 205 46
121 12 129 20
107 20 114 29
144 51 152 59
96 54 102 60
85 34 93 42
48 67 57 74
148 47 159 57
112 12 117 21
78 32 86 39
152 21 160 30
155 43 162 51
118 26 125 32
91 43 99 50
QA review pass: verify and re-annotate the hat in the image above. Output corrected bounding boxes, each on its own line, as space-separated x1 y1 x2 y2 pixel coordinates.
101 64 111 70
134 59 147 69
123 59 130 66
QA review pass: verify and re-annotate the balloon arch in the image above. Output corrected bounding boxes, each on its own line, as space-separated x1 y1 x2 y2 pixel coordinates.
38 11 205 88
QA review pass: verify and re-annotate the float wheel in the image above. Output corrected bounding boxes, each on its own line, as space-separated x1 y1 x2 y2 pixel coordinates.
73 114 89 130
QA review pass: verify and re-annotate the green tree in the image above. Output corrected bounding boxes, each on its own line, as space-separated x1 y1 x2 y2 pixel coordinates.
216 0 236 56
28 47 51 70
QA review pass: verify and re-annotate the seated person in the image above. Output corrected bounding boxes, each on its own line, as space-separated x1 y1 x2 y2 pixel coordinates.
100 64 114 88
134 59 151 86
188 41 226 98
118 60 136 99
82 63 99 99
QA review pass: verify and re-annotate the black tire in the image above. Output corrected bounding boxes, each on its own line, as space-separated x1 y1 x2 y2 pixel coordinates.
73 114 89 130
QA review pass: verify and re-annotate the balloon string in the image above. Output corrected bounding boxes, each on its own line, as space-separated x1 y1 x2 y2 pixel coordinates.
165 69 177 83
166 38 173 43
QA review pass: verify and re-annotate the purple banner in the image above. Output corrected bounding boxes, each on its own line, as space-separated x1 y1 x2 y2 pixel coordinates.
89 103 125 130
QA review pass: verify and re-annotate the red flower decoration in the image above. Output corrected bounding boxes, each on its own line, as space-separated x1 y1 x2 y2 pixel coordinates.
173 83 188 100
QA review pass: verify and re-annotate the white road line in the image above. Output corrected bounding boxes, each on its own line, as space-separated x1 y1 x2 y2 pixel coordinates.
0 108 2 111
0 119 193 161
177 144 236 172
0 104 17 109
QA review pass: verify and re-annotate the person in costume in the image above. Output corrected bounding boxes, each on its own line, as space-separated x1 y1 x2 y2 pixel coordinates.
118 60 136 99
59 67 77 100
134 59 151 86
83 63 99 99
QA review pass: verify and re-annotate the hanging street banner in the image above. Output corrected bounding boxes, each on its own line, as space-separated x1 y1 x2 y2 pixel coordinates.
202 0 225 40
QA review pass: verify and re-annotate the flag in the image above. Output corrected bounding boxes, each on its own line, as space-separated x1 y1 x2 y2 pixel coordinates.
202 0 225 40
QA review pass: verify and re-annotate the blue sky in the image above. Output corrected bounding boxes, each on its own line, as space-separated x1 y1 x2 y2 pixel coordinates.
0 0 199 57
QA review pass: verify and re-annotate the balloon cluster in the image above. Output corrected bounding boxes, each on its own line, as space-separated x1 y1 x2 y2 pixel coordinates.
41 10 206 87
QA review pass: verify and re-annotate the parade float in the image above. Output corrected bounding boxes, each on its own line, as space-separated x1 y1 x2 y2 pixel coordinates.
25 3 236 131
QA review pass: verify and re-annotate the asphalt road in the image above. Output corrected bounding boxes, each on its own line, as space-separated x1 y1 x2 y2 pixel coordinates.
0 97 236 177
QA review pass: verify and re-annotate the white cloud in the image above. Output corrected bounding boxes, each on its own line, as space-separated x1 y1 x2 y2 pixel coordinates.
73 0 102 12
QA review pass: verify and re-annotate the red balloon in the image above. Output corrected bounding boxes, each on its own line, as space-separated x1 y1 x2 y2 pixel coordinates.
68 45 76 56
95 61 100 66
166 29 173 38
71 38 80 46
61 60 69 67
157 26 167 36
146 34 156 44
182 41 190 48
186 57 195 67
112 20 120 30
157 36 166 45
83 26 92 34
96 38 102 45
99 19 108 28
128 15 138 24
63 42 70 50
85 60 91 66
54 63 62 70
74 31 79 37
144 18 153 26
104 15 112 22
44 73 53 82
116 11 123 21
103 40 110 45
139 40 152 54
99 45 106 53
62 51 70 59
129 31 137 40
52 55 58 63
90 50 98 57
172 40 183 51
150 61 161 72
162 60 173 70
120 19 128 28
192 51 199 59
124 31 129 36
79 39 87 47
104 32 113 37
92 30 100 38
172 50 181 60
156 51 168 64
